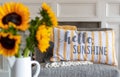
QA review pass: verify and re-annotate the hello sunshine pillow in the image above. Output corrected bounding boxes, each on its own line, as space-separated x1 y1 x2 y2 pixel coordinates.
50 28 118 66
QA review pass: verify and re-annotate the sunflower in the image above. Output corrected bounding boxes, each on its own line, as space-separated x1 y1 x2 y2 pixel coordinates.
41 2 58 26
36 25 51 53
0 32 21 57
0 2 30 31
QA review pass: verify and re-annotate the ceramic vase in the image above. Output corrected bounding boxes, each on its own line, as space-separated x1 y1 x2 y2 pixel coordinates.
11 57 40 77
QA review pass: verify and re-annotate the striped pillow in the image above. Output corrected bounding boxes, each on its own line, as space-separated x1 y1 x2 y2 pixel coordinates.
51 28 118 66
50 25 77 42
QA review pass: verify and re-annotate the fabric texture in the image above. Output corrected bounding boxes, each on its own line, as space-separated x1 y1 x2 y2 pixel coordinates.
32 64 120 77
45 61 93 68
51 28 117 66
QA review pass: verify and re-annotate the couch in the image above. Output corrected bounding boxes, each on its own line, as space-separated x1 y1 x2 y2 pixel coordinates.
33 63 120 77
33 41 120 77
33 27 120 77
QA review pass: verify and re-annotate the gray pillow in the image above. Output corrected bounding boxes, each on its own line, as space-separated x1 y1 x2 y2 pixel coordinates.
35 41 54 63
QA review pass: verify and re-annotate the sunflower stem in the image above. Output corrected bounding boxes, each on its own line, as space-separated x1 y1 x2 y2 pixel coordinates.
23 47 30 57
15 51 21 58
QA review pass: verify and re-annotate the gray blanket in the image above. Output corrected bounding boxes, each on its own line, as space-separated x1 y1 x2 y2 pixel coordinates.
33 64 120 77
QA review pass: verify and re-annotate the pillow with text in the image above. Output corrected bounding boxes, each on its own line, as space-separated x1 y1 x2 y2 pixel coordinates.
50 28 118 66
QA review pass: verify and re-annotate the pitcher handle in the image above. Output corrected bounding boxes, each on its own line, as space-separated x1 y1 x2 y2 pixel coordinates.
31 61 40 77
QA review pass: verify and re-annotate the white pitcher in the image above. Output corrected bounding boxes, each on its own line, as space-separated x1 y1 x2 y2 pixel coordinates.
11 57 40 77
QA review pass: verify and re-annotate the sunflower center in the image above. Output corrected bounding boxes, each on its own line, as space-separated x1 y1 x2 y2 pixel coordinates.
0 36 15 49
2 12 22 25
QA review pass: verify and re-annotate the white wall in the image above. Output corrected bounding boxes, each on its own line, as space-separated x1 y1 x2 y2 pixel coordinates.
0 0 120 77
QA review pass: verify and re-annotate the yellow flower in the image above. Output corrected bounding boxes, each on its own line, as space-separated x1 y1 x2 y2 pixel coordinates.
0 32 21 57
38 39 50 52
36 25 51 53
42 2 58 26
41 2 51 11
0 2 30 31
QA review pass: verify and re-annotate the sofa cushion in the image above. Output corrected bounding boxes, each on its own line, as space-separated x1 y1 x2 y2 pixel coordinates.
32 64 120 77
51 28 117 66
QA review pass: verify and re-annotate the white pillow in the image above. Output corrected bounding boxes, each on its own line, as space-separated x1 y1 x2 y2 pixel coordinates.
50 28 118 66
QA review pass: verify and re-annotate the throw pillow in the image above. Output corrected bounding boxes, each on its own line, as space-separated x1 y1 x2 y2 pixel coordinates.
50 28 118 66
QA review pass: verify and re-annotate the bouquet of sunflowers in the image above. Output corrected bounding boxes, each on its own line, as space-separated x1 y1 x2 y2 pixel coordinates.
0 2 58 58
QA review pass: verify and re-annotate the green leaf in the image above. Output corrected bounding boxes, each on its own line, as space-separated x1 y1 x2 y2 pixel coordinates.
0 26 18 35
40 10 52 27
